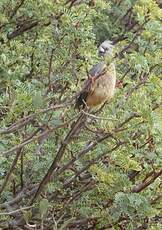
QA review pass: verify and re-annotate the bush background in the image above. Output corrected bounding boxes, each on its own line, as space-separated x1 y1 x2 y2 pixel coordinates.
0 0 162 229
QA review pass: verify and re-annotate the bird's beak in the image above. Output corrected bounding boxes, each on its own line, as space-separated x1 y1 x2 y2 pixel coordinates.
99 51 106 56
98 47 105 57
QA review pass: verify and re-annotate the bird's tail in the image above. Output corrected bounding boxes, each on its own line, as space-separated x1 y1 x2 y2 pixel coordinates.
75 91 89 110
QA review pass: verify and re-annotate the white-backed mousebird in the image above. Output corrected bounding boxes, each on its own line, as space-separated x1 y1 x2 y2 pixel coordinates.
75 40 117 109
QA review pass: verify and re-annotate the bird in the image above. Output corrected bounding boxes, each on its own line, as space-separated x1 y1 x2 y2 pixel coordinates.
75 40 117 110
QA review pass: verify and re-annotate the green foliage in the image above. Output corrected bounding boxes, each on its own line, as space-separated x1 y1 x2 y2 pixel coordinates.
39 198 49 219
0 0 162 229
111 192 158 221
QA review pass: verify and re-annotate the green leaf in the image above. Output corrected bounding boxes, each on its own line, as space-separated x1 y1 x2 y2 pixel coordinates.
22 210 32 224
32 91 44 108
39 198 49 218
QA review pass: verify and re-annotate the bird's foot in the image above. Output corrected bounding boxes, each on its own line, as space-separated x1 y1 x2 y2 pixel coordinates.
88 75 96 84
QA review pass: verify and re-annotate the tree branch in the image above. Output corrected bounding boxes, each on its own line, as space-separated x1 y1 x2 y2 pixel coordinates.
131 169 162 193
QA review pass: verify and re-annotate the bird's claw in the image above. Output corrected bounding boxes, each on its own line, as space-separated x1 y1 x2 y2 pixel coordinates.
88 75 96 84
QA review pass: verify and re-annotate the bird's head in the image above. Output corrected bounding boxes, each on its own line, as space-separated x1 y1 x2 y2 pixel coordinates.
98 40 114 59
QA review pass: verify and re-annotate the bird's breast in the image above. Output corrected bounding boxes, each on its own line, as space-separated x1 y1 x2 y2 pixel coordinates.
86 63 116 107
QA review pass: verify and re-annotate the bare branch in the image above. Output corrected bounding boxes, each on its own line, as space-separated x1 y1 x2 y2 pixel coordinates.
0 148 22 194
7 20 39 40
1 120 70 156
0 103 72 135
0 205 34 216
30 112 86 203
132 169 162 193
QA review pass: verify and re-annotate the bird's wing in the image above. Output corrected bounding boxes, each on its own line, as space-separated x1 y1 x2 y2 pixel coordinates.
75 78 91 109
75 61 107 109
89 61 106 78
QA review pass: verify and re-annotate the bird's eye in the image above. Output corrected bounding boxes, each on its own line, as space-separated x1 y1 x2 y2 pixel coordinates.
81 78 86 82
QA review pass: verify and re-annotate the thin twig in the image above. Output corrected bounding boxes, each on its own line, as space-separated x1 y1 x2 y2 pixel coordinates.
1 119 72 156
0 148 22 194
131 169 162 193
82 110 118 121
0 103 71 135
0 205 34 216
